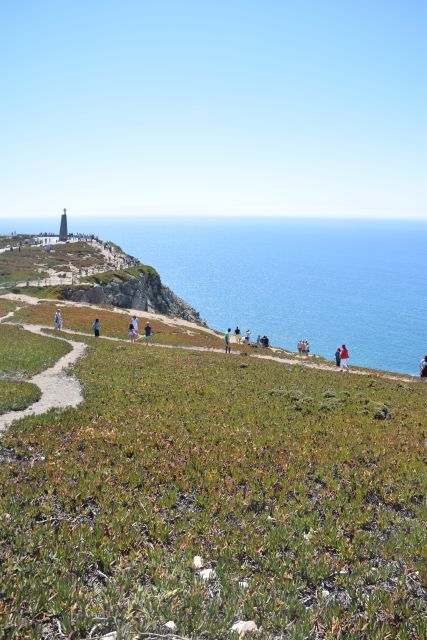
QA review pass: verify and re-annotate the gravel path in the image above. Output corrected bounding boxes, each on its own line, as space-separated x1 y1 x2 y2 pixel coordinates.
0 300 416 433
0 323 86 432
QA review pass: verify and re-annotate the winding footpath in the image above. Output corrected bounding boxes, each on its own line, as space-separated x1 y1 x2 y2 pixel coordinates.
0 298 417 432
0 318 86 432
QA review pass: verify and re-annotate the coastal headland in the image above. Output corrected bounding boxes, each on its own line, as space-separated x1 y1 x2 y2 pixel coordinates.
0 232 425 639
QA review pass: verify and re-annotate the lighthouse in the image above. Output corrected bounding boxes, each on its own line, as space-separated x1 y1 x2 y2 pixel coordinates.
59 208 68 241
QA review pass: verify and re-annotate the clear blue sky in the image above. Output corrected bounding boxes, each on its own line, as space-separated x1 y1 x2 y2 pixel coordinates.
0 0 426 219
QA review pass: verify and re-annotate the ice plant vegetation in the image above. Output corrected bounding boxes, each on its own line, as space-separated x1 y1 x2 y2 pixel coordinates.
0 303 425 639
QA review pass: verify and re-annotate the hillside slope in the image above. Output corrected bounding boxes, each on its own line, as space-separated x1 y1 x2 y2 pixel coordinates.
0 299 425 639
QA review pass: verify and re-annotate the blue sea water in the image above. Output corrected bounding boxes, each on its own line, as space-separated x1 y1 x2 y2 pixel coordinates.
1 217 426 375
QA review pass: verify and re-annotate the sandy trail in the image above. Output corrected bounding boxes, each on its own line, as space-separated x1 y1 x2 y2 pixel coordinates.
6 319 415 385
0 301 415 433
0 292 220 335
0 323 86 432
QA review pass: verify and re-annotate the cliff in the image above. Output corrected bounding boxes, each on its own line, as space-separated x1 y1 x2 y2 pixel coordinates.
60 265 205 325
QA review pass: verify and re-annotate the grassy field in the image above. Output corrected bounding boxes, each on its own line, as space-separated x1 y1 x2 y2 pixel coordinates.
13 302 232 350
82 264 158 284
0 299 17 317
0 324 71 378
0 380 41 414
0 241 105 285
0 335 425 639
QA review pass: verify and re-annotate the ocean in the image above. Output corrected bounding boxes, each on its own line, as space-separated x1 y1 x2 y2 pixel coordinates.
1 217 426 375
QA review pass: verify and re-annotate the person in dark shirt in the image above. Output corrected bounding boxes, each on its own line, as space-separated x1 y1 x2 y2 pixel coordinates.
144 322 152 345
92 319 101 337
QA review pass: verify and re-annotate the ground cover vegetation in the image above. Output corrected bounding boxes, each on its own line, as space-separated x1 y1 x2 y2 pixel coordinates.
0 335 425 639
0 324 71 378
13 303 232 350
0 380 41 414
0 235 34 250
0 241 105 285
82 264 159 285
0 298 17 317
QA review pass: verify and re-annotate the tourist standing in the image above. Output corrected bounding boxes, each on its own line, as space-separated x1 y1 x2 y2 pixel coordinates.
420 355 427 378
335 347 341 367
54 310 62 330
225 328 232 354
340 344 350 371
129 322 136 343
235 326 241 344
245 329 251 344
92 319 101 337
144 322 152 345
131 315 139 337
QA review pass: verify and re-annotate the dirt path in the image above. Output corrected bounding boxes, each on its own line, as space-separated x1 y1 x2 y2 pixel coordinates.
0 292 220 336
0 301 415 433
6 318 416 385
0 324 86 432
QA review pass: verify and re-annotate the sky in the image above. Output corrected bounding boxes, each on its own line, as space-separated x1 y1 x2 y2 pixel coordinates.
0 0 426 220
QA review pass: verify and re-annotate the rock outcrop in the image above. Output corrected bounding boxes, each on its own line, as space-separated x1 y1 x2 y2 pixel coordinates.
60 268 205 325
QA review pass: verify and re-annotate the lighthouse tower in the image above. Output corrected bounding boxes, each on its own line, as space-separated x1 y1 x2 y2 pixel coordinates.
59 208 68 241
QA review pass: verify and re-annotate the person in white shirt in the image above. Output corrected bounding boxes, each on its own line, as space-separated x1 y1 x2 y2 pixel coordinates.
131 315 139 336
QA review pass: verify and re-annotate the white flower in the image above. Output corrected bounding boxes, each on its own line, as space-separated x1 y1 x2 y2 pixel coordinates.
193 555 203 569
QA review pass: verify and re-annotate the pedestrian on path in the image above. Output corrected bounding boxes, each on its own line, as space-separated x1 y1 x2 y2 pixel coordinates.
335 347 341 367
144 322 152 345
92 319 101 337
234 326 241 344
420 355 427 378
225 328 232 354
340 344 350 371
131 315 139 337
54 310 62 330
129 322 137 343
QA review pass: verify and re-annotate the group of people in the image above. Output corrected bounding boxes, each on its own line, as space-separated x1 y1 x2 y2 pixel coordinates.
225 327 251 353
297 340 310 355
53 308 426 378
128 316 152 343
234 326 251 344
54 310 152 344
335 345 350 371
225 327 270 353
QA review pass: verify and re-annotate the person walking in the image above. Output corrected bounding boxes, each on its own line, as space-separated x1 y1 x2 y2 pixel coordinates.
335 347 341 367
234 326 241 344
129 322 137 343
92 319 101 337
54 310 62 330
420 355 427 378
340 344 350 371
131 315 139 337
245 329 251 344
225 328 232 354
144 322 152 345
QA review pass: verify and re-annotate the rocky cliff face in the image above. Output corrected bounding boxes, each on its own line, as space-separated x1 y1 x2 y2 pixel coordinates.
60 269 205 325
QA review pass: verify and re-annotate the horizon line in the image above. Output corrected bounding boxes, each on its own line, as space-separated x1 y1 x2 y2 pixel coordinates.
1 213 427 223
